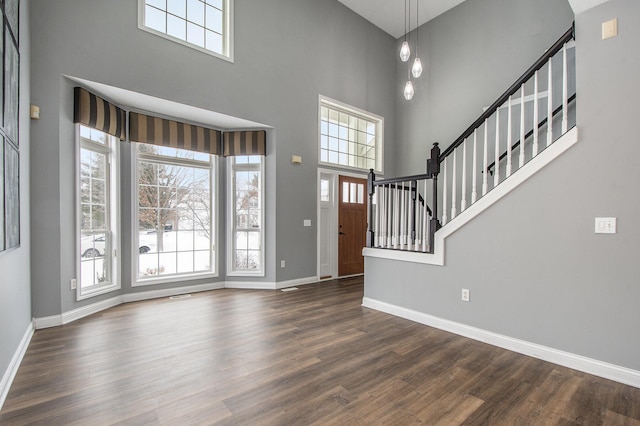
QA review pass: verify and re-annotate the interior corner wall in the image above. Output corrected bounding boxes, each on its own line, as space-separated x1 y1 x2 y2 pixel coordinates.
28 0 396 317
1 0 32 395
395 0 574 175
366 0 640 372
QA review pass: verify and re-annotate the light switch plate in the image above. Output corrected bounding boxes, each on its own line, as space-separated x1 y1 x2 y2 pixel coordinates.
602 18 618 40
595 217 616 234
304 219 312 227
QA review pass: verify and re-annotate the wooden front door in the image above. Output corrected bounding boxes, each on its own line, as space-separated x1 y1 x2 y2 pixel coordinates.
338 176 367 276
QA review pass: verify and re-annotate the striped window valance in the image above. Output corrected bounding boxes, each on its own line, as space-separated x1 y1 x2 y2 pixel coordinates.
223 130 267 156
129 112 222 156
74 87 127 139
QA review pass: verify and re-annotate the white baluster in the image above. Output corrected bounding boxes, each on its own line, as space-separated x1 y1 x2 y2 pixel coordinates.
482 119 488 196
519 83 526 168
422 179 428 252
471 129 478 204
393 185 399 249
379 186 385 247
386 185 392 248
374 188 379 247
506 95 513 177
399 182 405 249
442 159 448 226
562 43 568 133
461 139 467 211
533 70 539 156
494 110 500 187
451 149 457 220
547 57 553 147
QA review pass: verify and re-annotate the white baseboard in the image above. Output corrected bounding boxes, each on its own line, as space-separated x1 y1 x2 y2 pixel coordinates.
275 276 318 289
34 282 225 329
224 280 277 290
122 282 224 303
0 321 34 410
364 127 579 267
362 296 640 389
224 276 319 290
34 278 324 329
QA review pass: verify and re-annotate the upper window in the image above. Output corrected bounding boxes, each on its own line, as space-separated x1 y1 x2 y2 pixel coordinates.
133 144 216 285
77 125 120 299
139 0 233 61
319 96 384 173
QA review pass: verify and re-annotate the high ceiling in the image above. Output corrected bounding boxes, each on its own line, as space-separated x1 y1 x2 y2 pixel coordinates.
336 0 466 39
337 0 607 39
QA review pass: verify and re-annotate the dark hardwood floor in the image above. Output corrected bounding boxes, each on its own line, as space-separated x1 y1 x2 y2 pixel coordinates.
2 277 639 425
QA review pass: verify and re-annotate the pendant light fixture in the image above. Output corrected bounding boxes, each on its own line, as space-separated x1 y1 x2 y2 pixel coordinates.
411 0 423 78
399 0 410 62
404 80 415 100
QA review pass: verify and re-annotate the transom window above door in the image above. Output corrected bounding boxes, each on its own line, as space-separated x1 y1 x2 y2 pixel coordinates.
139 0 233 61
319 96 384 173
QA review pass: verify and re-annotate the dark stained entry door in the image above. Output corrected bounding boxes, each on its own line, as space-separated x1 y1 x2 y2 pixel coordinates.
338 176 367 276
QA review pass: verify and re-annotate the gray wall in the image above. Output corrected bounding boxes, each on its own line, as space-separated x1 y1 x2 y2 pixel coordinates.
0 0 31 393
28 0 396 317
366 0 640 371
395 0 574 175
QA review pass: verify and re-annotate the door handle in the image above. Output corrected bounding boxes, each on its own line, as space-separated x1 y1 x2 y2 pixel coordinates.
339 231 346 235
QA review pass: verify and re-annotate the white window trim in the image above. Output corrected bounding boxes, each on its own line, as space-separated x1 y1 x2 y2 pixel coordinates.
226 156 265 277
75 126 121 301
137 0 235 63
318 94 384 174
131 145 218 287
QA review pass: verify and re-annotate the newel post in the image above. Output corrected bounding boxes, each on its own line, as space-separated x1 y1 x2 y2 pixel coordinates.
366 169 375 248
427 143 441 253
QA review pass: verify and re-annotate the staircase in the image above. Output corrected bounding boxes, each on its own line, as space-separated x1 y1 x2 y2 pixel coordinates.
365 25 576 264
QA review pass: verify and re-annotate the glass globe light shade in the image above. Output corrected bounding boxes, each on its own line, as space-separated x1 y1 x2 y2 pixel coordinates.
399 41 411 62
412 57 423 78
404 80 414 100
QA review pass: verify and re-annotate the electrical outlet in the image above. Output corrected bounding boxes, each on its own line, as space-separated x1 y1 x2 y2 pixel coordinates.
70 278 77 290
461 288 470 302
281 260 286 268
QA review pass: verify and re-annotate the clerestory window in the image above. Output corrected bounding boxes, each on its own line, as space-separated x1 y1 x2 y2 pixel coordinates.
139 0 233 61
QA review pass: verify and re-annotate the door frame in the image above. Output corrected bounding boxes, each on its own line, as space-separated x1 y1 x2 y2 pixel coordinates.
316 168 369 280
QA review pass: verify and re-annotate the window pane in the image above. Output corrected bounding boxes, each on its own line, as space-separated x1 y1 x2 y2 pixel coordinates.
187 22 205 47
159 252 177 274
320 179 330 202
205 5 222 33
142 0 230 59
177 251 194 273
167 14 186 39
230 157 263 273
357 184 364 204
205 30 223 53
350 183 357 203
145 5 167 32
187 0 204 25
319 101 380 171
147 0 166 9
194 250 210 271
342 182 349 203
167 0 186 18
136 145 215 280
205 0 222 9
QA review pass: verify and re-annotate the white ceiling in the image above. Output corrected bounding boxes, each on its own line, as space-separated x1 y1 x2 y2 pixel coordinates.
337 0 467 39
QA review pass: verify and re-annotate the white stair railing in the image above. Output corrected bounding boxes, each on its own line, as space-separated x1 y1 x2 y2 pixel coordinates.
438 27 575 226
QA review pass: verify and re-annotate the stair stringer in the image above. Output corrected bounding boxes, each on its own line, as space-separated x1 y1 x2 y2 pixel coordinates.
362 126 579 266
